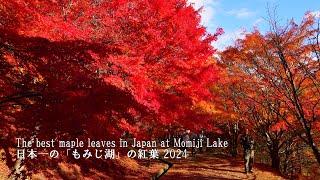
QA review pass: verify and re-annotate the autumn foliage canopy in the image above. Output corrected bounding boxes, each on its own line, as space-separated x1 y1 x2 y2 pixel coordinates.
0 0 223 142
215 13 320 165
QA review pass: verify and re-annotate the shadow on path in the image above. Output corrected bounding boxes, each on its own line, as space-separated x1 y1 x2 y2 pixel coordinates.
159 153 285 180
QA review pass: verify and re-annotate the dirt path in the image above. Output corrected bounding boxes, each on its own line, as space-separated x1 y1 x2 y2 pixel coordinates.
159 153 285 180
1 152 286 179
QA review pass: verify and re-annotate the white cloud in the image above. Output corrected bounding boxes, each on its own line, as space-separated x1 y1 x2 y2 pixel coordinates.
187 1 251 50
227 8 255 19
188 0 219 27
253 18 264 27
188 0 218 9
212 28 247 50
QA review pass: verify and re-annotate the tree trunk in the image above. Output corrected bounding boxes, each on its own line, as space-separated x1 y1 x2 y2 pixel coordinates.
228 122 239 158
0 135 14 168
270 150 280 170
306 130 320 164
277 45 320 165
230 133 238 157
4 147 14 168
266 132 281 170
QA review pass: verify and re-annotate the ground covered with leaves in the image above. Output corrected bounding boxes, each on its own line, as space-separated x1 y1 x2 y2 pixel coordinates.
0 152 289 180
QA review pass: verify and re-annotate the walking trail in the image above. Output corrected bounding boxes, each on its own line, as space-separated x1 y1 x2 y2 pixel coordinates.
158 153 285 180
0 152 285 179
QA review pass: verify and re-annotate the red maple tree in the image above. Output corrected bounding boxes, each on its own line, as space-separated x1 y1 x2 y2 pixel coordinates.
0 0 222 174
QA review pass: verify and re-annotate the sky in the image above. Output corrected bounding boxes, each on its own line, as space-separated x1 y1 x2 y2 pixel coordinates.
188 0 320 50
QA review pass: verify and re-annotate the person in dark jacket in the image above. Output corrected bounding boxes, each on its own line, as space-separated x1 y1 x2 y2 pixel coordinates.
240 129 254 174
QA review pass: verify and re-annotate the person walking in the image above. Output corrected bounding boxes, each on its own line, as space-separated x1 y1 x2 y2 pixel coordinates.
240 128 254 174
